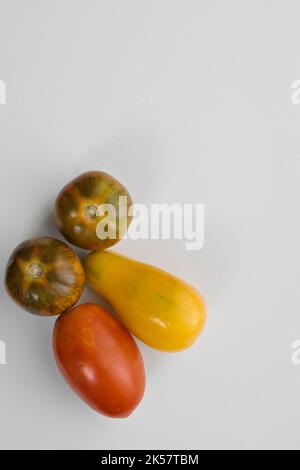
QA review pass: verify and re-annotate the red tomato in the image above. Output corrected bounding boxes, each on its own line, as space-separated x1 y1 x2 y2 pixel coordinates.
53 303 145 418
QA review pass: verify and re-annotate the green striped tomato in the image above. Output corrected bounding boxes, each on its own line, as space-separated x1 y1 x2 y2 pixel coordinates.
55 171 132 250
5 237 85 316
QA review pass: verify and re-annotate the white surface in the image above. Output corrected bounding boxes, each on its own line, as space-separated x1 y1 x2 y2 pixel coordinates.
0 0 300 450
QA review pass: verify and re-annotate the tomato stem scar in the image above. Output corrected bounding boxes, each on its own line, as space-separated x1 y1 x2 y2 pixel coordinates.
85 205 98 219
28 263 43 279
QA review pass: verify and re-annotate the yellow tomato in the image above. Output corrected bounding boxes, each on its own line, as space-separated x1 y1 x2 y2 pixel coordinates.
84 251 206 352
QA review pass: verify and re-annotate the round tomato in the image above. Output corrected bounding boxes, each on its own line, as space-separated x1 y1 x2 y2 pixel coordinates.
55 171 133 250
5 237 85 316
53 303 145 418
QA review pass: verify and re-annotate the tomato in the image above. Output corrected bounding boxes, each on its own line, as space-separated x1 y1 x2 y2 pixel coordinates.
53 303 146 418
55 171 133 250
5 237 85 316
85 251 206 352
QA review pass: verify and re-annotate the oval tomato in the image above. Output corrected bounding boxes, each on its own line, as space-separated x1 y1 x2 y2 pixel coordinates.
53 303 145 418
5 237 85 316
55 171 133 250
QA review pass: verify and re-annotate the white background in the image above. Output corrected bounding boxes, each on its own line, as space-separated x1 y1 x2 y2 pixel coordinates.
0 0 300 450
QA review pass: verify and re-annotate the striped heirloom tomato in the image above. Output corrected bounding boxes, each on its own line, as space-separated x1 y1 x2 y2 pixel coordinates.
55 171 133 251
5 237 85 316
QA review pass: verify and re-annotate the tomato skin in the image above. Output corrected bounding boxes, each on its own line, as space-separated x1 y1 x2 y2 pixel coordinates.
55 171 133 251
85 251 206 352
53 303 145 418
5 237 85 316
